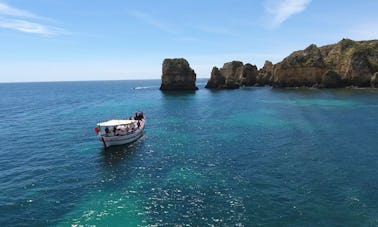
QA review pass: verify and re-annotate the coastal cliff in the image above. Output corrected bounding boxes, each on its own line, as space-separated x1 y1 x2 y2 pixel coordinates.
273 39 378 88
160 58 198 91
272 44 327 87
205 39 378 89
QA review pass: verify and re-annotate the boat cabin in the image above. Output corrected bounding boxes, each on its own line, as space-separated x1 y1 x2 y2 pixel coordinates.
96 119 139 137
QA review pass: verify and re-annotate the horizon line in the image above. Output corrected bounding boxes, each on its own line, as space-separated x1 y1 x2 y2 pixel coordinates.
0 77 211 84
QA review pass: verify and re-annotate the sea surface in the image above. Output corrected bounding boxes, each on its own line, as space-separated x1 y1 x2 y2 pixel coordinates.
0 79 378 226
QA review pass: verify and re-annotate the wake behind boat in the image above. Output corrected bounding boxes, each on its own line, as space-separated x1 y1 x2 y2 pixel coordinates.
94 112 145 148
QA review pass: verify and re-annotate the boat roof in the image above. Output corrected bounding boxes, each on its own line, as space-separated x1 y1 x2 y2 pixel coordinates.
97 119 135 127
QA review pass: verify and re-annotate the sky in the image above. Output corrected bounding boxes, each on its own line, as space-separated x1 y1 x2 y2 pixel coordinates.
0 0 377 82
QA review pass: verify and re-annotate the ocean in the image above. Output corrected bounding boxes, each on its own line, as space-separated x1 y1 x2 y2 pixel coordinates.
0 79 377 226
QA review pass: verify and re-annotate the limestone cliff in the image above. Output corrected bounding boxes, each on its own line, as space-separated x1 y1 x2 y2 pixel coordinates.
164 39 378 90
320 70 343 88
371 72 378 88
160 58 198 91
273 39 378 88
272 44 327 87
320 39 378 87
256 61 273 86
205 61 258 89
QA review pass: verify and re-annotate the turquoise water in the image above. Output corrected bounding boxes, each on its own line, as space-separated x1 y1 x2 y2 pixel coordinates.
0 80 378 226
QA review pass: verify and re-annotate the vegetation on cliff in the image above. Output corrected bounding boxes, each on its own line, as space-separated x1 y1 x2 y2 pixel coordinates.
205 39 378 89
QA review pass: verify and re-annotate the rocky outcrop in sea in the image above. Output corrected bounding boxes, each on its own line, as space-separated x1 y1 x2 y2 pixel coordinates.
256 60 273 86
205 39 378 89
160 58 198 91
205 61 258 89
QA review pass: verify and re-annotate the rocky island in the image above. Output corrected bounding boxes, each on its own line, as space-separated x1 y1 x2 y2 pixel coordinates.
205 61 259 89
205 39 378 89
160 58 198 91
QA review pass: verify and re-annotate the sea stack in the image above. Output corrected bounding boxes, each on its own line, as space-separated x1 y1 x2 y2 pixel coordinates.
256 60 274 86
160 58 198 91
205 61 259 89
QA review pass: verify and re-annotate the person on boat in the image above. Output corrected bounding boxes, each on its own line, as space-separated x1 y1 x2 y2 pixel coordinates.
113 126 118 136
137 120 141 128
134 112 144 120
127 125 132 134
116 125 126 135
105 127 110 135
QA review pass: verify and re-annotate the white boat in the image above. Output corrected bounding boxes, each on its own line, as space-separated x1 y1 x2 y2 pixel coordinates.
94 112 145 148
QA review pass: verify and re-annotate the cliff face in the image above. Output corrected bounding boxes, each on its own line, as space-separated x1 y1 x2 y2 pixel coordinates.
320 39 378 86
371 72 378 87
160 58 198 91
273 44 327 87
273 39 378 88
256 61 273 86
162 40 378 90
205 39 378 89
320 70 343 88
205 61 258 89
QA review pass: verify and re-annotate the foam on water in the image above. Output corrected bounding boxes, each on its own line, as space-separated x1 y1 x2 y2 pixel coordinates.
133 85 160 90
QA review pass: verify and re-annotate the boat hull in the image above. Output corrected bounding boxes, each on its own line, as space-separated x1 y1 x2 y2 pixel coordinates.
100 123 145 148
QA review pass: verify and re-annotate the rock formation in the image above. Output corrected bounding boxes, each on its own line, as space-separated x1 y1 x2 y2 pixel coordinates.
205 67 226 89
205 61 258 89
160 58 198 91
319 39 377 87
272 44 328 87
162 39 378 90
256 60 273 86
319 70 343 88
241 64 259 86
204 39 378 89
371 72 378 87
205 61 242 89
272 39 378 88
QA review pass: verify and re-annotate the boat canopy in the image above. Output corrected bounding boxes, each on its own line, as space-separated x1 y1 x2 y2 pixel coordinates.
97 119 135 127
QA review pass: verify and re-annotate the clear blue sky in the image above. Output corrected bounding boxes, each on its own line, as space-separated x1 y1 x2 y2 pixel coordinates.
0 0 377 82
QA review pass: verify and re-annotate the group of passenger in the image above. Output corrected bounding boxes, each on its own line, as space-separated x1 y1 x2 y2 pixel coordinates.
105 123 138 136
128 112 144 121
103 112 144 137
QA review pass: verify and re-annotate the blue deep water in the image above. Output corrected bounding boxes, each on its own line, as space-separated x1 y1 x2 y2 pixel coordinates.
0 79 378 226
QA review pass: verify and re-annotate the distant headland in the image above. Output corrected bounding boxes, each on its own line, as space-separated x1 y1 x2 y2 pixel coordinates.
160 39 378 90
